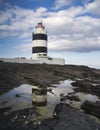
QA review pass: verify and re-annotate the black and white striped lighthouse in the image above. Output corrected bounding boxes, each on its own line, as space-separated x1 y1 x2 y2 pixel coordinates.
32 21 47 59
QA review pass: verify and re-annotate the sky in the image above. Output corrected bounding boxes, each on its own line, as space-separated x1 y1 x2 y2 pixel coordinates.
0 0 100 68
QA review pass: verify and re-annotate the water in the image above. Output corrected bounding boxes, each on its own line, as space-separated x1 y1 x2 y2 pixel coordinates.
0 84 32 111
0 80 73 120
52 80 74 95
69 92 99 109
0 80 99 123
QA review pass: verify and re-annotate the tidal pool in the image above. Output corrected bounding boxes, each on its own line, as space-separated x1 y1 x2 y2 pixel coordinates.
0 80 73 121
0 79 99 123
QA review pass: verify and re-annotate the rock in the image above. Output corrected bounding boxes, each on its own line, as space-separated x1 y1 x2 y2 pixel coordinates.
81 100 100 118
60 93 66 102
71 80 100 97
66 95 80 101
53 103 63 118
0 62 100 95
1 100 7 105
15 94 21 97
39 103 100 130
47 88 54 94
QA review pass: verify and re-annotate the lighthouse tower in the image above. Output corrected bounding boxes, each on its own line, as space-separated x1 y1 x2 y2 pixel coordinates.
32 21 47 59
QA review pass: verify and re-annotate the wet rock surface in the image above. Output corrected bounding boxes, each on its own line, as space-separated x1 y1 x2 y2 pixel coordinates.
0 107 38 130
66 95 80 101
60 93 80 102
81 100 100 118
0 62 100 130
0 103 99 130
71 80 100 97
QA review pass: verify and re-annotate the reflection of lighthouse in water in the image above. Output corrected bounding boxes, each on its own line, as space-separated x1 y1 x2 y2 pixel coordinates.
32 86 49 123
32 21 47 59
32 86 47 106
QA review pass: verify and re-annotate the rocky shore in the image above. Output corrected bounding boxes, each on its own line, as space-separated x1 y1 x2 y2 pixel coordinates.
0 62 100 130
0 62 100 94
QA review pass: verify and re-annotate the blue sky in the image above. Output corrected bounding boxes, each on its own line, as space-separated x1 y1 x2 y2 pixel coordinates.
0 0 100 68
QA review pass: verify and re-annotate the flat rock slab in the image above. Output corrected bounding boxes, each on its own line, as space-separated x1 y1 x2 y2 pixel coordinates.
0 103 99 130
38 103 100 130
81 100 100 118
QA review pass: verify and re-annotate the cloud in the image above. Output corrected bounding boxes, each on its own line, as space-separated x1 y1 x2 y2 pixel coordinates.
85 0 100 16
14 42 32 52
45 12 100 37
48 35 100 52
0 3 100 53
53 0 73 10
0 6 47 38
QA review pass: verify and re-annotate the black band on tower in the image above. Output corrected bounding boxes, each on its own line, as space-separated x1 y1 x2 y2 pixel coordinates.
32 34 47 40
32 47 47 53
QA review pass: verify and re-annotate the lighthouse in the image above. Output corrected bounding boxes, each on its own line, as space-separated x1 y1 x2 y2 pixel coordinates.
32 21 47 59
0 21 65 64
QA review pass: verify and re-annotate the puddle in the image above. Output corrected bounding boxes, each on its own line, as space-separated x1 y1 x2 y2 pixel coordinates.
69 92 99 109
0 80 74 122
76 93 99 103
52 80 74 95
0 79 100 123
0 84 32 112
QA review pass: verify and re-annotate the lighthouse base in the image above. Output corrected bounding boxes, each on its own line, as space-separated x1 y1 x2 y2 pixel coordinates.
0 57 65 65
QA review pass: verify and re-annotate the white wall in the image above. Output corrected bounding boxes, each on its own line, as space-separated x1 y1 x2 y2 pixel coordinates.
0 57 65 65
